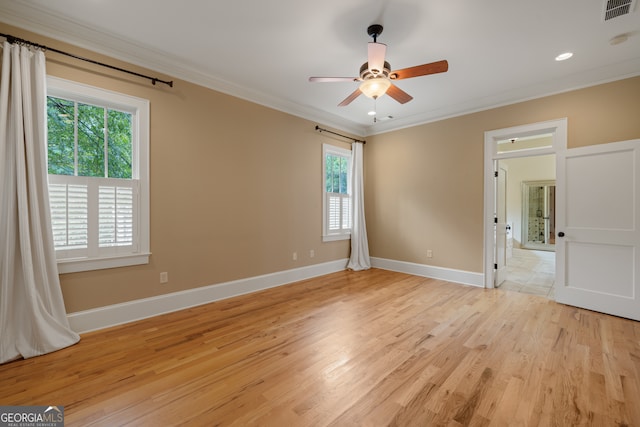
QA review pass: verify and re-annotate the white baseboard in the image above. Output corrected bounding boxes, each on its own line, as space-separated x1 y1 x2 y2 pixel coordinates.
370 257 484 288
67 258 349 334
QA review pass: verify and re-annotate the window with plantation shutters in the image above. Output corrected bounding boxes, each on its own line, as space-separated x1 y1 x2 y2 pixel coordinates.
47 77 149 273
323 144 352 241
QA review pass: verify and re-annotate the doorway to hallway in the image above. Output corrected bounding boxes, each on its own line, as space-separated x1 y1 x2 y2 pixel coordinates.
484 118 564 291
496 154 556 298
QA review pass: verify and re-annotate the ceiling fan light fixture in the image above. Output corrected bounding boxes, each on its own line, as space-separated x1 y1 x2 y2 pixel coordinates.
309 24 448 107
359 77 391 99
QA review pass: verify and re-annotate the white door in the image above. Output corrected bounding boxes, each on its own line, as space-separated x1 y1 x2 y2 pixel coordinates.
495 162 508 286
555 139 640 321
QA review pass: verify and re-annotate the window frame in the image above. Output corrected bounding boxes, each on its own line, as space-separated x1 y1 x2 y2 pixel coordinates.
47 76 150 273
322 143 352 242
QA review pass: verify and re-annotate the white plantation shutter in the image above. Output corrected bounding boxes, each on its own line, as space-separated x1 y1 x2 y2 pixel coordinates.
49 181 88 251
328 194 341 231
99 184 135 248
326 193 351 233
48 175 137 257
342 196 351 230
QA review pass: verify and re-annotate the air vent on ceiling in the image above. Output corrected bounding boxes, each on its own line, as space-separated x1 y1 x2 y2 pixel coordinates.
603 0 636 21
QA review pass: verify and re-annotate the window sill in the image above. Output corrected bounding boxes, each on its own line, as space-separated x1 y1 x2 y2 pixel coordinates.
57 252 151 274
323 234 351 242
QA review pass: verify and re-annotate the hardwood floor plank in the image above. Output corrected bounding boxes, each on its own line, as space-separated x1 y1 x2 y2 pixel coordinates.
1 269 639 426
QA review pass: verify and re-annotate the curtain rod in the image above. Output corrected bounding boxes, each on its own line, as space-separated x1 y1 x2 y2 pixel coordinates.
315 125 365 144
0 32 174 88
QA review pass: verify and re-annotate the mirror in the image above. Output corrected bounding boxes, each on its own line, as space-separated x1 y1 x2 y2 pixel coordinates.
522 180 555 251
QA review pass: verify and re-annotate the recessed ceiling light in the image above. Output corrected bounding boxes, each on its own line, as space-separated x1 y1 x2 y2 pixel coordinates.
367 110 376 116
609 33 629 45
555 52 573 61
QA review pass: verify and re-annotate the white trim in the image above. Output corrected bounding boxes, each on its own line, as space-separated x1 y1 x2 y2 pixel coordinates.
483 118 567 289
58 253 151 274
370 257 484 288
67 259 349 333
322 233 350 242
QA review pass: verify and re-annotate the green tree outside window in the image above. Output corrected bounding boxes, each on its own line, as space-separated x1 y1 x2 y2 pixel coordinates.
47 96 132 179
325 154 348 194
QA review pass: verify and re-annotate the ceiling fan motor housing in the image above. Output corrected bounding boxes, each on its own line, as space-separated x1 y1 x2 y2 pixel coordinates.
360 61 391 80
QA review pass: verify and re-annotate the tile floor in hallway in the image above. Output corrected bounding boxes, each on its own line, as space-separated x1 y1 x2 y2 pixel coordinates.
498 248 555 298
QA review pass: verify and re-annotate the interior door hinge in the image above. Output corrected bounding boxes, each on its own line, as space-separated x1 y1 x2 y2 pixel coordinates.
494 263 498 269
494 217 498 224
494 171 498 177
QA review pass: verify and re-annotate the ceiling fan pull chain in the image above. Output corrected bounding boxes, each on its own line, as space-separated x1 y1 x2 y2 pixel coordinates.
373 98 378 123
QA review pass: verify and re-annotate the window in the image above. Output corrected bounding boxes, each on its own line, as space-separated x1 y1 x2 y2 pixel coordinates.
323 144 351 241
46 77 150 273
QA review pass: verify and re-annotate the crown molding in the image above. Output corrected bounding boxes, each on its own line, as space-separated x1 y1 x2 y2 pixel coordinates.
0 2 367 136
2 2 638 138
365 60 640 135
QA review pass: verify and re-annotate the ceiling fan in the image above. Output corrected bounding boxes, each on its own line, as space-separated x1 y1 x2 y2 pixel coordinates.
309 25 448 107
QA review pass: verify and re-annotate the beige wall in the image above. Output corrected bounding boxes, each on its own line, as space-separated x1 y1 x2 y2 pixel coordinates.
3 22 640 313
365 76 640 273
0 23 351 313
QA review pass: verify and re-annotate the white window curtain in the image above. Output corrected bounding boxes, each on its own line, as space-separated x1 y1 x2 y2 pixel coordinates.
347 142 371 271
0 42 80 364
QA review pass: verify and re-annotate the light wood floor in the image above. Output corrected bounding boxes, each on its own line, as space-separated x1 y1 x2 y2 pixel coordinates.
1 269 639 426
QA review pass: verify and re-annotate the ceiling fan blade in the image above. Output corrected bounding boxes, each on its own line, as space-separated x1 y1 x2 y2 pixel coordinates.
386 84 413 104
309 77 359 83
390 60 449 80
338 88 362 107
367 42 387 75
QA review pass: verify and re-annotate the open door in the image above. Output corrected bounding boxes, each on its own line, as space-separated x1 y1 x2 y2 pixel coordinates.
495 162 508 287
555 139 640 321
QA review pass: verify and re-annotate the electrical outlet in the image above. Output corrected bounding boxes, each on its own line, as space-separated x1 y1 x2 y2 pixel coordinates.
427 250 433 258
292 252 297 261
160 272 169 283
309 249 315 258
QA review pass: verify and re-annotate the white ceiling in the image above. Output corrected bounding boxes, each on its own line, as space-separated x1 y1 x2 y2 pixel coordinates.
1 0 639 136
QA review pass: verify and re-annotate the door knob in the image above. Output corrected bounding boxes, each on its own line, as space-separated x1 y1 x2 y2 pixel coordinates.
558 232 565 237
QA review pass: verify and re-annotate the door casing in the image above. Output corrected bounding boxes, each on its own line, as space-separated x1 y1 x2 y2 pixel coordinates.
483 118 567 288
495 162 508 287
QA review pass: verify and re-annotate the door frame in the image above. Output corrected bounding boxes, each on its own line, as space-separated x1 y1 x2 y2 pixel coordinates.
483 118 567 288
495 162 509 287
